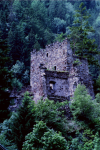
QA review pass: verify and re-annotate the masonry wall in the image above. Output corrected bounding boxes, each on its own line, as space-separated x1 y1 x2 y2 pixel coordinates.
45 71 70 101
68 56 94 99
72 56 94 97
45 57 94 101
30 39 94 102
30 39 69 102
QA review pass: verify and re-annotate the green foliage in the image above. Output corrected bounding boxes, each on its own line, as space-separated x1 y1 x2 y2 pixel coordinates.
0 1 10 39
1 97 69 150
6 92 35 150
34 41 41 51
0 34 12 122
82 129 94 150
96 75 100 91
11 60 30 86
22 121 68 150
42 129 68 150
69 130 100 150
11 60 24 90
70 84 100 131
93 132 100 150
22 121 48 150
11 60 24 77
93 74 100 95
43 29 54 45
95 93 100 103
68 2 98 65
53 17 66 34
70 84 93 120
55 33 66 42
33 98 68 138
0 113 18 150
11 78 23 91
1 91 100 149
0 134 17 150
73 59 81 66
22 70 30 85
65 2 75 26
70 136 82 150
94 14 100 34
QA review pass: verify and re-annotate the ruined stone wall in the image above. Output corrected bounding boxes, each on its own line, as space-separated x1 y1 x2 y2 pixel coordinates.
45 57 94 101
30 38 69 102
30 52 44 102
30 38 94 102
45 71 70 101
72 56 94 98
68 56 94 99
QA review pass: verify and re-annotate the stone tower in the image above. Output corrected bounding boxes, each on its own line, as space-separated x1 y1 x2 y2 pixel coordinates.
30 38 94 102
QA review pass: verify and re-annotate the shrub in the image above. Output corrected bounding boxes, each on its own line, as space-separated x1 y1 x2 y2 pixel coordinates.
22 121 68 150
12 78 23 91
11 60 25 78
22 70 30 85
95 93 100 103
42 129 68 150
93 132 100 150
70 84 93 120
22 121 48 150
96 75 100 90
33 98 68 138
11 60 30 85
5 92 35 150
70 84 100 130
0 114 18 150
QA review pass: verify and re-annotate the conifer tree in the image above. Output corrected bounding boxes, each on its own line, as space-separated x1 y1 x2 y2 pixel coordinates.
9 92 35 150
0 33 12 122
68 2 98 65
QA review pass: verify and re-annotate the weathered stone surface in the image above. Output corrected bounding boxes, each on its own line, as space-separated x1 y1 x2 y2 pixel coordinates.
30 38 94 102
9 86 33 111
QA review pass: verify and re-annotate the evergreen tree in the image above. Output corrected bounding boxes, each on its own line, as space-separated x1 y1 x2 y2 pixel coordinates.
0 33 12 122
7 92 35 150
0 0 10 39
70 84 93 120
68 2 98 65
70 84 100 130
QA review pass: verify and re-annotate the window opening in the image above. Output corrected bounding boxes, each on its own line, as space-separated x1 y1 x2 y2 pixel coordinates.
50 83 53 90
49 81 55 90
46 53 48 57
39 63 44 69
54 66 56 70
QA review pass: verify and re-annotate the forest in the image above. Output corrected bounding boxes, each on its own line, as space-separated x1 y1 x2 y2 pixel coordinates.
0 0 100 149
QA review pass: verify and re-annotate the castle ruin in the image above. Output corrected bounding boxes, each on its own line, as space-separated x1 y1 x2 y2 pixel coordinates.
30 38 94 102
